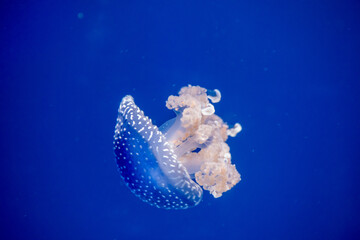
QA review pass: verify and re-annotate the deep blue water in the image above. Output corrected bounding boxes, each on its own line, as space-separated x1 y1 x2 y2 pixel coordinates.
1 1 360 239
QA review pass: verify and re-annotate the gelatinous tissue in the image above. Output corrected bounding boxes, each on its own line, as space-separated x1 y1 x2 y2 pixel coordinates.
113 85 242 209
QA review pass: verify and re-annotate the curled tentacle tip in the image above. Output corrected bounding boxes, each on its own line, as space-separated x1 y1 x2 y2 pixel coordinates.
207 89 221 103
227 123 242 137
201 103 215 116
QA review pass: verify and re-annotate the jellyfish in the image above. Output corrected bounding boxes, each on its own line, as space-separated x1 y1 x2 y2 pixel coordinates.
113 85 242 209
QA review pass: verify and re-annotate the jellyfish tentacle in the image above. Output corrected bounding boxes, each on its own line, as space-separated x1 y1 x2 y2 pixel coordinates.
164 85 242 198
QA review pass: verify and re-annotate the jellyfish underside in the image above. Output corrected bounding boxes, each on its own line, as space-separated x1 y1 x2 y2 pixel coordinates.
160 85 242 198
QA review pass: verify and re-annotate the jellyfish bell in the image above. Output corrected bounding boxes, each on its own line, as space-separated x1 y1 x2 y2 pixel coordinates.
114 85 242 209
114 96 202 209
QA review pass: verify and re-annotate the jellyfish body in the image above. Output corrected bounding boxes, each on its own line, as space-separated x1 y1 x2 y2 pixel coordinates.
114 85 242 209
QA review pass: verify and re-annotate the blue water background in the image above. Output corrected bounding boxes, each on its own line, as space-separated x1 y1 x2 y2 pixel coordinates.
1 1 360 239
